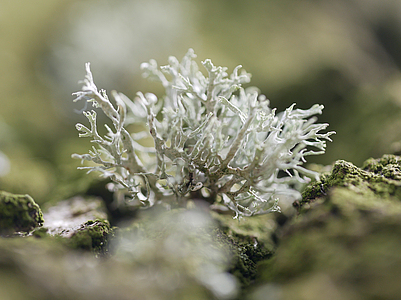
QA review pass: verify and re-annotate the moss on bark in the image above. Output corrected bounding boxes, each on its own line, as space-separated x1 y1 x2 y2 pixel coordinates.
0 190 44 235
301 154 401 207
253 155 401 300
63 219 113 257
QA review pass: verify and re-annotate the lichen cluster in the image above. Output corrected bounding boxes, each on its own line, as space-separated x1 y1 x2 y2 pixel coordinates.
72 49 334 218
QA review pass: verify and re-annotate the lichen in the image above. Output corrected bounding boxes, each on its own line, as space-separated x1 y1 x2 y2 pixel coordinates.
72 49 334 218
0 190 44 235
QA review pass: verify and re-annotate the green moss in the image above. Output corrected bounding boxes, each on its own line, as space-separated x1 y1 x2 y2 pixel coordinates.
65 219 113 257
31 227 49 238
256 186 401 299
207 211 277 291
209 224 273 292
0 190 44 235
254 156 401 299
301 155 401 208
229 234 273 289
211 211 277 247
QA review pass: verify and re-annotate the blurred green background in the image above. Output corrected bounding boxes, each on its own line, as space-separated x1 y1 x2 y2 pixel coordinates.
1 0 401 204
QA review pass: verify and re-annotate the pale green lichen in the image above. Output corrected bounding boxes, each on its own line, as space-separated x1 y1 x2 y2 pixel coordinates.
0 190 44 234
72 49 334 218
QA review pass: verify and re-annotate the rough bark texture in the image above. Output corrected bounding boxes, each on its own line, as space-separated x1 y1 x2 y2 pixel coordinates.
253 155 401 300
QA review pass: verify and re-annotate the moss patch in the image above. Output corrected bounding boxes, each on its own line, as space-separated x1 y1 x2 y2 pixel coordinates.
301 154 401 207
0 190 44 235
226 232 273 290
253 155 401 299
64 219 113 257
256 187 401 299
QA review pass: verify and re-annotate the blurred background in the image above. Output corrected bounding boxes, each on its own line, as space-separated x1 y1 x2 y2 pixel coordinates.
1 0 401 205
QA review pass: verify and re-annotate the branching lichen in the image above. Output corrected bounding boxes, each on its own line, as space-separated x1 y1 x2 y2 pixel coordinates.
72 49 334 218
